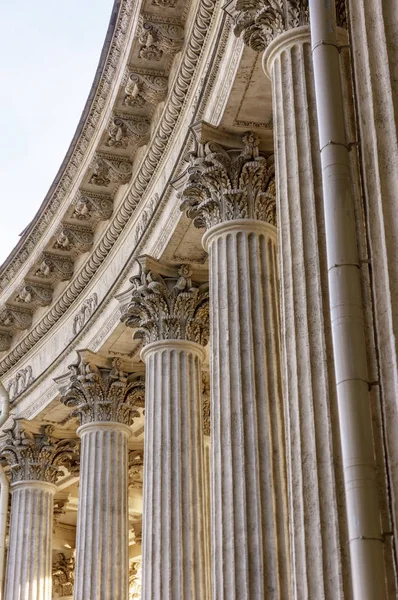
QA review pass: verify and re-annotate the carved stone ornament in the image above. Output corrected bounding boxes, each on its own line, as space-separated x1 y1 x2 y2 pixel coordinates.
124 71 168 108
233 0 347 52
128 450 144 489
34 253 74 282
60 355 145 427
7 366 34 401
73 293 98 336
202 370 210 437
106 115 150 149
138 18 184 61
0 424 79 484
53 552 75 598
89 154 133 186
129 562 142 600
14 282 53 308
71 192 113 223
53 224 94 255
180 132 276 229
121 263 210 346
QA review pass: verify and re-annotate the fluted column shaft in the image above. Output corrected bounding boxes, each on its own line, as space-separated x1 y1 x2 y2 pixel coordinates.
263 27 349 599
203 219 290 599
74 422 130 600
141 340 208 600
5 481 56 600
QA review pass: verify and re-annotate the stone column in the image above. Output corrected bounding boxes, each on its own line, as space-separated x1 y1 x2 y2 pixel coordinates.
181 133 291 599
1 425 78 600
59 355 145 600
122 262 209 600
232 3 360 598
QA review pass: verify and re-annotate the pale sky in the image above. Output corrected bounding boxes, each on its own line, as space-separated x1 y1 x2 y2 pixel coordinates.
0 0 114 265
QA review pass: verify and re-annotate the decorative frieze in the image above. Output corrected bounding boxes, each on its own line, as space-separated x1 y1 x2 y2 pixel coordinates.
124 70 168 108
60 355 145 426
0 424 79 484
233 0 346 52
129 562 142 600
7 366 34 401
138 17 184 61
53 553 75 598
180 132 276 229
106 115 150 149
89 153 133 186
122 263 209 346
72 293 98 335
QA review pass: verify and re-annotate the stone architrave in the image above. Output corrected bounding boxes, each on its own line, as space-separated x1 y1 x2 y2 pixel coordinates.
232 2 355 599
180 132 290 599
59 355 145 600
1 425 78 600
122 263 210 600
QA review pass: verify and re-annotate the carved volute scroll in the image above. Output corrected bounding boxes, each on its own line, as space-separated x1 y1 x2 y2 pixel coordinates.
233 0 347 52
180 132 276 229
0 424 79 484
121 263 210 347
60 355 145 427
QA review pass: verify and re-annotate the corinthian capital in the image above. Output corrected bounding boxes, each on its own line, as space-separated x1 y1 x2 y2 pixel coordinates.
180 131 276 229
59 354 145 427
233 0 346 52
0 423 79 484
121 261 209 347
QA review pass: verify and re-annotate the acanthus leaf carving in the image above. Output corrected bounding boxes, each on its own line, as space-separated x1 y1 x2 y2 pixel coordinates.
71 192 113 223
89 153 133 186
34 253 74 282
233 0 346 52
53 224 94 256
0 423 80 484
59 355 145 427
106 115 150 150
138 17 184 61
180 132 276 229
121 262 209 346
52 552 75 598
124 70 168 108
14 282 53 308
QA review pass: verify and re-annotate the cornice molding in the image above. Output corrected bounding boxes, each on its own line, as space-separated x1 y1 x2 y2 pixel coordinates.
0 0 136 291
0 0 219 374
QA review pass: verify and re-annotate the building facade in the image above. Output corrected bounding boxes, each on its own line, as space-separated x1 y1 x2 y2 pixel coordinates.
0 0 397 598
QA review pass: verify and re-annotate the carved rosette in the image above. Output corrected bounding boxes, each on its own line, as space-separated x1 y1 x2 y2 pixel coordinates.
60 356 145 427
53 553 75 598
180 132 276 230
233 0 347 52
121 264 210 347
0 425 79 484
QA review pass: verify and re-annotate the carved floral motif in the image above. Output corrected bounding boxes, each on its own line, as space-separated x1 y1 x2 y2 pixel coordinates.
89 154 133 186
128 450 144 489
180 132 276 229
233 0 346 52
71 193 113 223
53 552 75 598
0 424 79 484
129 562 142 600
124 71 168 108
122 264 209 346
60 355 145 426
106 115 150 149
138 18 184 61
